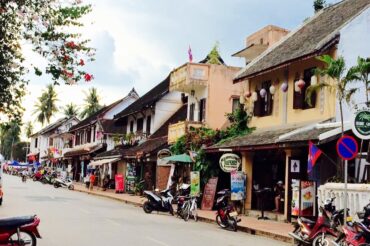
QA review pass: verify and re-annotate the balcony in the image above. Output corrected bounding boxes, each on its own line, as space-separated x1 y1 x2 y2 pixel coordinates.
170 63 209 93
168 121 204 144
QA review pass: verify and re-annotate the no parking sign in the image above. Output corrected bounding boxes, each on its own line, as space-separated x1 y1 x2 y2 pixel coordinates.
336 135 358 160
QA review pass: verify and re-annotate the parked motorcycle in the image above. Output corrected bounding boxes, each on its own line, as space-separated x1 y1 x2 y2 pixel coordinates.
41 173 56 185
53 177 74 190
289 197 344 245
143 189 174 215
32 172 43 182
0 215 41 246
215 189 240 232
175 184 191 219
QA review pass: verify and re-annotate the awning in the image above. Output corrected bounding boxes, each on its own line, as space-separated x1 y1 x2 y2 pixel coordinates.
89 158 120 167
64 143 104 157
162 154 193 163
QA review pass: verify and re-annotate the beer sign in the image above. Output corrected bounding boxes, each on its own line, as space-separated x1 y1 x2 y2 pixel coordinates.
219 153 241 173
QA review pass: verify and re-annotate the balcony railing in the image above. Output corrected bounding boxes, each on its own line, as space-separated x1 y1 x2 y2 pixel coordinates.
170 63 209 93
168 121 204 144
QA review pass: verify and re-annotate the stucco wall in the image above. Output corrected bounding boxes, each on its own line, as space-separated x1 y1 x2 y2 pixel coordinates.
104 97 138 120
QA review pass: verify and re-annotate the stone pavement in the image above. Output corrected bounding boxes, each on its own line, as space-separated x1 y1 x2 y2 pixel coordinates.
73 182 293 243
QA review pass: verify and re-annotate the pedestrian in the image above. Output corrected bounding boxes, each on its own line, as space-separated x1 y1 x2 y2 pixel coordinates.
89 172 96 191
272 181 284 212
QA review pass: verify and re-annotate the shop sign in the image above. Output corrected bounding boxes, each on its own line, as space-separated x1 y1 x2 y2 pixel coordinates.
230 171 246 201
201 177 218 210
219 153 241 173
125 163 136 193
190 171 200 196
157 149 172 159
352 108 370 140
300 180 316 217
291 179 300 216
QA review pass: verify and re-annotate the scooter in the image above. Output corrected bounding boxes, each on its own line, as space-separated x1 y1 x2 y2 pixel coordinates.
176 184 191 219
53 177 74 190
0 215 41 246
143 189 174 215
215 189 241 232
41 173 57 185
289 197 344 245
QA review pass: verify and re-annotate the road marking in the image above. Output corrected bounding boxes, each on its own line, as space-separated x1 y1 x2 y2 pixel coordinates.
146 236 170 246
105 219 121 227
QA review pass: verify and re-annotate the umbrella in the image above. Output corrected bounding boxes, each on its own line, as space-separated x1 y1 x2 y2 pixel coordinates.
162 154 193 163
10 161 20 166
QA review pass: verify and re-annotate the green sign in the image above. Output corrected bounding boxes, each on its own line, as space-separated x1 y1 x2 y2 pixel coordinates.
190 171 200 196
219 153 241 173
352 109 370 140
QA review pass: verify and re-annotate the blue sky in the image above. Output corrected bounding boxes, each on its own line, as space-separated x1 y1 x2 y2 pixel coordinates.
23 0 340 133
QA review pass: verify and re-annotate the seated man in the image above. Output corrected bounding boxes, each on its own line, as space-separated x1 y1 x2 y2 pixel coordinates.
272 181 284 212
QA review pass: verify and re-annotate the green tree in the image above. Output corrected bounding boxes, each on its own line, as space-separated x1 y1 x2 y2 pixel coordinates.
314 0 326 12
207 42 222 65
63 103 79 118
0 0 95 122
80 87 102 119
12 141 29 162
0 121 22 160
33 84 59 125
24 122 33 139
352 57 370 105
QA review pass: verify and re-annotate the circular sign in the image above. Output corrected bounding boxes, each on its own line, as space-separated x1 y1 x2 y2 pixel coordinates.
336 135 358 160
352 109 370 140
219 153 241 173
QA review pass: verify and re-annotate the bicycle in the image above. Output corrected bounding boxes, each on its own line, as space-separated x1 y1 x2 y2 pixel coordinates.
183 195 199 222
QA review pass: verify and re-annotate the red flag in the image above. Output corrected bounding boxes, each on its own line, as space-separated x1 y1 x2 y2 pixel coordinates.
308 141 322 173
188 46 193 63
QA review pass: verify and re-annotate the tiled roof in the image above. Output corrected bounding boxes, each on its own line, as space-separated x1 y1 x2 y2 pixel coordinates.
235 0 370 81
69 106 108 132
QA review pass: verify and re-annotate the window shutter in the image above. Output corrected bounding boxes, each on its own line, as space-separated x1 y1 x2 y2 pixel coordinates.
293 90 304 109
253 92 262 116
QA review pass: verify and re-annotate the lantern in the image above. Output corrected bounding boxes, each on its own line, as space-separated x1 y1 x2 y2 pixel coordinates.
260 88 267 98
245 91 252 98
297 79 306 90
310 75 318 86
281 82 288 93
269 85 276 95
251 92 258 102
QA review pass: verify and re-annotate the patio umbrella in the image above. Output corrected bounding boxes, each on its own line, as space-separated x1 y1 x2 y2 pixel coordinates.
162 154 193 163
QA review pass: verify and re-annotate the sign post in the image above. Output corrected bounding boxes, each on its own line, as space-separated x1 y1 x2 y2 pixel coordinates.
336 135 358 221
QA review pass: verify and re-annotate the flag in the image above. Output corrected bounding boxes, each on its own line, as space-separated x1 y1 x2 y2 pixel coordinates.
188 46 193 62
308 141 322 173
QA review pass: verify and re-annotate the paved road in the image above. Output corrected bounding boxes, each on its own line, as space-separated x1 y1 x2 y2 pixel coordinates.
0 174 287 246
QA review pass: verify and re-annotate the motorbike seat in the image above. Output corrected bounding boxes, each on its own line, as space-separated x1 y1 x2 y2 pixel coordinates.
301 217 316 224
0 216 35 229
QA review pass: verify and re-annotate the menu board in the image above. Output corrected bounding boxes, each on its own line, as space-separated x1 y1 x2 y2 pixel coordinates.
231 171 245 201
125 163 136 193
201 177 218 210
291 179 300 216
300 180 316 217
190 171 200 196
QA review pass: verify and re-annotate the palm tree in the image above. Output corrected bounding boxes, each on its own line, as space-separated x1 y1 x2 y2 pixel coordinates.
306 55 357 135
63 103 79 118
33 84 58 125
80 87 102 119
24 122 33 159
352 57 370 105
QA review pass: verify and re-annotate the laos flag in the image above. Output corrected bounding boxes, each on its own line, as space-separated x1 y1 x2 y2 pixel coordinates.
308 141 322 173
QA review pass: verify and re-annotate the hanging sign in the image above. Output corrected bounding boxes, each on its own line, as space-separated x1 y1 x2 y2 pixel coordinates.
190 171 200 196
201 177 218 210
336 135 358 160
219 153 241 173
230 171 246 201
352 108 370 140
290 160 300 173
300 180 316 217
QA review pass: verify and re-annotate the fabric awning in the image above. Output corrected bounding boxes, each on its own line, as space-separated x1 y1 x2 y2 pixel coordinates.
89 158 120 167
162 154 193 163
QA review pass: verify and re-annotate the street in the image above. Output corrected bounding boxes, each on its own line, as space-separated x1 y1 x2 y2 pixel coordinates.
0 174 287 246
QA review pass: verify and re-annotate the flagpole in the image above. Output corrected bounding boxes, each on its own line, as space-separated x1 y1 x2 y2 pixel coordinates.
320 151 338 168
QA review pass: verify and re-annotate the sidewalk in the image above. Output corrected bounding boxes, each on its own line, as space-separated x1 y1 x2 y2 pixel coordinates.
73 183 293 243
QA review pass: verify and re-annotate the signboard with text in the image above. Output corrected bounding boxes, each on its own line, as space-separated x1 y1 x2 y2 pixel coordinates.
352 109 370 140
231 171 245 201
219 153 241 173
190 171 200 196
300 180 316 217
201 177 218 210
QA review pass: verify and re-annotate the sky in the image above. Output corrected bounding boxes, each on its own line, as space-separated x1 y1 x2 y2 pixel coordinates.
22 0 340 136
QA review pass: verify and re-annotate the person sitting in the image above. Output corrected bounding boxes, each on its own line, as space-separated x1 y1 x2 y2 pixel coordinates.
102 175 109 191
272 181 284 212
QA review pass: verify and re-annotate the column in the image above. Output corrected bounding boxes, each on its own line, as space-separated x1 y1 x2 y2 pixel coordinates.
284 149 292 220
242 151 254 210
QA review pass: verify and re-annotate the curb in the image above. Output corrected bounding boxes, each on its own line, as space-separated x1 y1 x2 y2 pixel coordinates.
72 187 292 244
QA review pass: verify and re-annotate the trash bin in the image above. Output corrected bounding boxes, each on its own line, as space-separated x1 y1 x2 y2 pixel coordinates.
115 174 124 193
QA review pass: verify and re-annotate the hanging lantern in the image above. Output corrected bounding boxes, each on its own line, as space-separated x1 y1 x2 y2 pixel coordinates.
260 88 267 98
281 82 288 93
251 92 258 102
245 91 252 98
298 79 306 90
310 75 318 86
294 80 301 92
269 85 276 95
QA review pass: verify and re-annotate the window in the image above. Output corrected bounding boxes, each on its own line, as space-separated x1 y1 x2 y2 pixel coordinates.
293 67 317 110
253 81 273 117
137 118 144 132
232 98 240 112
146 115 151 134
189 103 195 121
199 98 206 122
130 121 134 133
49 138 53 146
75 133 80 146
87 128 91 143
93 126 96 142
35 138 38 148
260 38 264 44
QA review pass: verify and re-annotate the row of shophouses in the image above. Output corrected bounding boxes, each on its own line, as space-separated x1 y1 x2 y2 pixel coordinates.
28 0 370 222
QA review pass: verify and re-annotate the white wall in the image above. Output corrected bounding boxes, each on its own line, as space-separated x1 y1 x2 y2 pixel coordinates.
337 7 370 121
187 87 208 122
104 97 137 120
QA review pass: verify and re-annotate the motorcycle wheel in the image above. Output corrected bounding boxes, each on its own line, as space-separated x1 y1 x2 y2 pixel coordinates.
8 231 36 246
183 203 190 222
68 185 74 190
41 179 47 184
231 217 238 232
53 183 59 188
33 177 37 182
143 201 153 214
312 234 336 246
216 215 227 228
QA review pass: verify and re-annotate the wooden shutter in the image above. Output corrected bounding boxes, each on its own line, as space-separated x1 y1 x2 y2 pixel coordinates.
293 89 304 109
253 91 263 116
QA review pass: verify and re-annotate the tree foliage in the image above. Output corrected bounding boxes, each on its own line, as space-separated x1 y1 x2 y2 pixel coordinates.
24 121 33 138
63 102 79 118
0 120 22 160
33 84 59 125
12 141 28 162
351 57 370 104
80 87 102 119
0 0 95 122
314 0 326 12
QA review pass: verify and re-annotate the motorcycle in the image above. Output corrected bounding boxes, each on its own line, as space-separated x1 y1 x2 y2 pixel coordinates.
53 177 74 190
32 172 42 182
215 189 241 232
289 197 345 245
0 215 41 246
142 189 174 215
41 173 57 185
175 184 191 219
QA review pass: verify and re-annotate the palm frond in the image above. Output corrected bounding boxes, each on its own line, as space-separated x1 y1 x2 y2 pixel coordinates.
344 88 359 104
305 82 332 106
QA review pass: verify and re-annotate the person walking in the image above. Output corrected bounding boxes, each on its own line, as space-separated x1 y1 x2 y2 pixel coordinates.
89 172 96 191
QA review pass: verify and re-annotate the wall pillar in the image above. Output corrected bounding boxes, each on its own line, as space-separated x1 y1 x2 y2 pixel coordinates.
284 149 292 220
242 151 254 210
